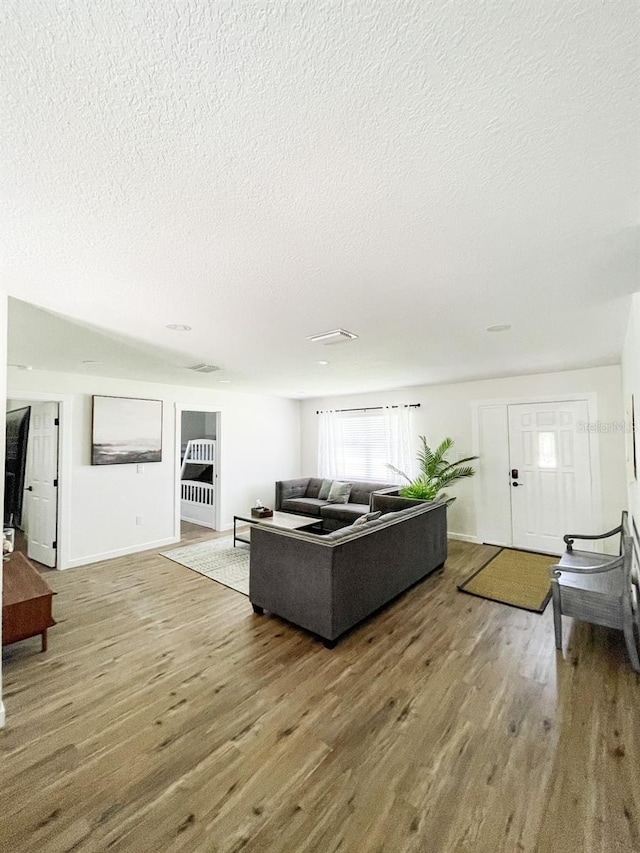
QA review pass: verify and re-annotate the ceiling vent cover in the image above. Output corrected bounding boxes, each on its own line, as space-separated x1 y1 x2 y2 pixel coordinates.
188 364 220 373
306 329 359 346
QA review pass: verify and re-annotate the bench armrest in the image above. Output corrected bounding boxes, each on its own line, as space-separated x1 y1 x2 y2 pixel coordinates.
563 523 623 552
550 553 624 578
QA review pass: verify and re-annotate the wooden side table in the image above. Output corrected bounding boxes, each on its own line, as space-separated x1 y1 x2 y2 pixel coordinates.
2 552 56 652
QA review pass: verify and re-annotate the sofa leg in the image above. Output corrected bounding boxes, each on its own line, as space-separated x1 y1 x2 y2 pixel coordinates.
252 604 264 615
322 638 337 649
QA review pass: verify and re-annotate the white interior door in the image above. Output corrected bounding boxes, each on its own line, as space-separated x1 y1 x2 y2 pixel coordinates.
24 402 59 567
508 401 592 554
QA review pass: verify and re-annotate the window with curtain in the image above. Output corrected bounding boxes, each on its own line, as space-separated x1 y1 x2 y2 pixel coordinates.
318 406 413 482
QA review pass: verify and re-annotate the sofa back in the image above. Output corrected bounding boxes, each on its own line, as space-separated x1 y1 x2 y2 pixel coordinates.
267 499 443 547
304 478 324 498
371 492 433 514
329 502 447 637
250 500 447 641
348 480 395 505
275 478 401 512
303 478 397 505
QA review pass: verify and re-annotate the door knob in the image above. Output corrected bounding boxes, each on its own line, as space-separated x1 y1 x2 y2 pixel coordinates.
512 481 524 487
26 486 33 492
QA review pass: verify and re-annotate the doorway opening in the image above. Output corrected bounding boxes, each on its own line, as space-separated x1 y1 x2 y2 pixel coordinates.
5 399 60 569
175 407 221 539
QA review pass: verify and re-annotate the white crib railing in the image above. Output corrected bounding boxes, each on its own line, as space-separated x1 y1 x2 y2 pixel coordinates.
182 438 216 464
180 439 216 527
181 481 215 506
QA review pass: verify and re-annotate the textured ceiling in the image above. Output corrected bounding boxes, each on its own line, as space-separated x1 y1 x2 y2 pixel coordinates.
2 1 638 397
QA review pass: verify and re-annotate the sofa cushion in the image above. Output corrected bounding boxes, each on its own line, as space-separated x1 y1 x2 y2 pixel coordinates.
320 502 369 524
305 478 325 499
280 497 325 517
349 481 392 506
317 478 332 500
351 510 382 527
327 481 352 504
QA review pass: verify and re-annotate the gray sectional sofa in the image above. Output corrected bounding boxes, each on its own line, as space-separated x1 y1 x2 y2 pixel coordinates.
275 477 397 530
250 499 447 646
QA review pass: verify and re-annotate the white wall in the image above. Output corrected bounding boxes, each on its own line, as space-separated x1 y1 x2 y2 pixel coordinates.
622 293 640 537
8 368 301 568
301 366 627 541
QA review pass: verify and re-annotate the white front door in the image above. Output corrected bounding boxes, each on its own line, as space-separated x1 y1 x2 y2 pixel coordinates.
508 401 593 555
24 402 59 567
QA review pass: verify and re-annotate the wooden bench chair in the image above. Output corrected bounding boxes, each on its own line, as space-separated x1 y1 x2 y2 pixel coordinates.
550 511 639 672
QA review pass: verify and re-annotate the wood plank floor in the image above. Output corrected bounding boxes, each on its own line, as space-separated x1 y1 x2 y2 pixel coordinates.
1 526 639 853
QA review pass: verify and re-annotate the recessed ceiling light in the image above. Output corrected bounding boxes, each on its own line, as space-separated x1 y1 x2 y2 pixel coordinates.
307 329 358 345
486 324 512 333
8 363 32 370
317 360 329 366
82 359 103 365
218 379 231 384
166 324 192 331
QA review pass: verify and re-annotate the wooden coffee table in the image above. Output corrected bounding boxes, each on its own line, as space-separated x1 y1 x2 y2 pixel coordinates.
2 552 56 652
233 510 318 547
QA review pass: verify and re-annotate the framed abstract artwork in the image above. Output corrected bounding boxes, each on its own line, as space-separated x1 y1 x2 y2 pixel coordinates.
91 396 163 465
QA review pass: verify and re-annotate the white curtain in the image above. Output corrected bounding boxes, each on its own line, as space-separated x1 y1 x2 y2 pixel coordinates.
384 405 414 479
318 406 414 482
318 410 345 478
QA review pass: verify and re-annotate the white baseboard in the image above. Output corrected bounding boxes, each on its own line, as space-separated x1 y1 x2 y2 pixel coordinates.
63 536 181 569
0 700 5 728
448 531 479 543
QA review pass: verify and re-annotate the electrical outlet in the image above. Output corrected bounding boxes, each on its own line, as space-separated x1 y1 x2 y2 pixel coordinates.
137 464 144 474
136 516 143 526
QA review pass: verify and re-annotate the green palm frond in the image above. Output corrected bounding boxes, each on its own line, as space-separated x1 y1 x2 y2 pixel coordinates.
391 436 478 504
440 456 478 472
385 463 412 483
433 437 454 465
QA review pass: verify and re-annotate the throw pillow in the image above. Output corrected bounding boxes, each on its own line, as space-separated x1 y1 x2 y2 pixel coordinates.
352 511 382 527
318 478 332 500
326 481 352 504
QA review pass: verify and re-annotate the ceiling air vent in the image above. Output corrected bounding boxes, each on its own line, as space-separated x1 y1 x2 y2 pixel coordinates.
306 329 359 346
187 364 220 373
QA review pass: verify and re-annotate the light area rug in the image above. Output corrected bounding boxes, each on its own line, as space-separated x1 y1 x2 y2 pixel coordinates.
160 536 249 596
458 548 555 613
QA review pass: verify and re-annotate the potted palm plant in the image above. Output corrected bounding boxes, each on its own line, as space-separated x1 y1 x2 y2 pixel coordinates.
387 436 478 505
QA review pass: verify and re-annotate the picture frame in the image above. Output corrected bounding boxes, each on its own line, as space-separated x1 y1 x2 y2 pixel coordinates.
632 394 638 483
4 406 31 524
91 395 163 465
625 394 637 484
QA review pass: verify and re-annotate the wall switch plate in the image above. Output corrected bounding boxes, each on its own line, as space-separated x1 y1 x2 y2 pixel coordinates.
136 516 143 526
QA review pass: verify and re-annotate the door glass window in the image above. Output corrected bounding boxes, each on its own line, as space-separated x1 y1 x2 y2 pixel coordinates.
538 432 557 468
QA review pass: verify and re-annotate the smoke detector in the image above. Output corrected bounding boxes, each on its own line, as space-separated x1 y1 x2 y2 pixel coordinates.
306 329 358 345
187 364 220 373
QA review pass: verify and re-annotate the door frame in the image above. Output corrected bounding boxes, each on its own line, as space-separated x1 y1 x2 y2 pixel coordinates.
471 393 602 547
7 389 73 570
174 404 222 537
